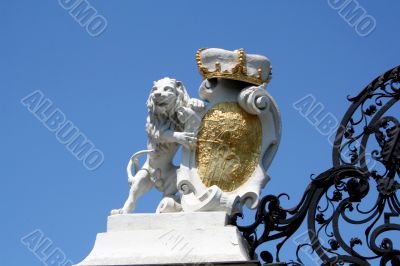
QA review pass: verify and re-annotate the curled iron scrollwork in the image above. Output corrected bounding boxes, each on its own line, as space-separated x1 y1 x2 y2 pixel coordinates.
231 66 400 265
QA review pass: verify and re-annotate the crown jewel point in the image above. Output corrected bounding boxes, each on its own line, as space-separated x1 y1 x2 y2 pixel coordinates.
196 48 272 86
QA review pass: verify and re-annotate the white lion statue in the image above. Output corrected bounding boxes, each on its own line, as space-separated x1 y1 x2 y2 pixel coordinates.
111 77 204 215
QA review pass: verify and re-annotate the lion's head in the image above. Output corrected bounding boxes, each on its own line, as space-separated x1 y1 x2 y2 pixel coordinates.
146 77 190 117
146 77 190 142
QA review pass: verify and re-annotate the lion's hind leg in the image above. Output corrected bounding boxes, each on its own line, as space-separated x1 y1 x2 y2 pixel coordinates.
156 170 182 213
156 195 182 213
111 169 153 215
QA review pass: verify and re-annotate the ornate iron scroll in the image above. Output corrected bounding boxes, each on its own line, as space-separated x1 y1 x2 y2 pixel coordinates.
231 66 400 265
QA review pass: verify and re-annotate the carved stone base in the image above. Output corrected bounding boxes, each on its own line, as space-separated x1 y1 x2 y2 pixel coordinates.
77 262 260 266
76 212 251 265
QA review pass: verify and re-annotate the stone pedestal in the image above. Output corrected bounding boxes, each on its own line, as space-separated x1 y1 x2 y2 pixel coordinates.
76 212 252 266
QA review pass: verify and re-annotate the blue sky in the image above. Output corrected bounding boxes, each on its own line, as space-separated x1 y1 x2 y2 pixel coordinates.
1 1 399 265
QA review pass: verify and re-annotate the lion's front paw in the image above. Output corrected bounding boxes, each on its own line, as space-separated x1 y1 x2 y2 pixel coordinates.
189 98 205 111
173 132 197 148
110 208 128 215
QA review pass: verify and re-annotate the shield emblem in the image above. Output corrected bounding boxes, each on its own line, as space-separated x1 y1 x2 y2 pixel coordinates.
175 48 281 214
196 102 262 192
177 82 281 215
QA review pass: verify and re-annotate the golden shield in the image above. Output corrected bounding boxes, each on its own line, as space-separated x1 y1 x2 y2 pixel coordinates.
196 102 262 192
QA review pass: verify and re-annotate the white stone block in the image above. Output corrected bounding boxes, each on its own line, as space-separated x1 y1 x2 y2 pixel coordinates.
76 212 250 265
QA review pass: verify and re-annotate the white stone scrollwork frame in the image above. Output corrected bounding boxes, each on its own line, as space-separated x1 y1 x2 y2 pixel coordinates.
177 79 282 215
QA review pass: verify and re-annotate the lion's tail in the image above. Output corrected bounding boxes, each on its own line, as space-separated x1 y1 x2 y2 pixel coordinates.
127 149 154 179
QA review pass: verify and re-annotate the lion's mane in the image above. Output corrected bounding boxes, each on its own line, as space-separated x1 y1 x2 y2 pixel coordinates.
145 78 190 149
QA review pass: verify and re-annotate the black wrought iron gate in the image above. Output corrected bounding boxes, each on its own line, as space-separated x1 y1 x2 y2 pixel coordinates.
232 66 400 266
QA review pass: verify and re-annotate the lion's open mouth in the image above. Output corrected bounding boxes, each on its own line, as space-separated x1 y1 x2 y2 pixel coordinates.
154 97 174 107
157 101 169 106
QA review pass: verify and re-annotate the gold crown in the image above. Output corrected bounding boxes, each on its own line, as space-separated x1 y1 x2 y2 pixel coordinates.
196 48 272 86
